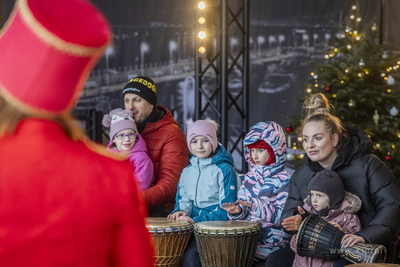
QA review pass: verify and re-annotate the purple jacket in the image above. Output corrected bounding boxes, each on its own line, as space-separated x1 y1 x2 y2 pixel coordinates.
291 192 362 267
107 133 154 191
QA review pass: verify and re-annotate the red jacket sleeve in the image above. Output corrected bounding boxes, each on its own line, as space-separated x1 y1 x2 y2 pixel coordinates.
144 129 188 210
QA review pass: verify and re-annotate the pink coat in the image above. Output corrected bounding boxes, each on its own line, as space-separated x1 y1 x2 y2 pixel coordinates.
291 192 362 267
107 133 154 191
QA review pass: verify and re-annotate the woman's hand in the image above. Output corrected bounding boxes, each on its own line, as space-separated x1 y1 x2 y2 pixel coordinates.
281 206 306 231
236 200 251 208
167 210 186 220
176 215 194 224
328 221 343 232
341 234 365 248
221 202 242 214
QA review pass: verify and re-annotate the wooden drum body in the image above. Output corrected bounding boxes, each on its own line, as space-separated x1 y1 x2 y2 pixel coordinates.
296 214 387 264
146 218 193 267
194 220 262 267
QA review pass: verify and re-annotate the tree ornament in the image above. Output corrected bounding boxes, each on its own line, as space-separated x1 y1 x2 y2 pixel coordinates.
345 26 350 33
372 23 377 32
382 51 388 59
359 59 364 67
387 75 395 85
286 152 293 161
390 106 399 116
285 125 293 134
325 85 331 92
348 99 356 108
341 33 346 39
386 153 392 162
373 110 380 126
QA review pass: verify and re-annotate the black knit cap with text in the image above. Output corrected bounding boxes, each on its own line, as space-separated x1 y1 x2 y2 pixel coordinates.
122 76 157 106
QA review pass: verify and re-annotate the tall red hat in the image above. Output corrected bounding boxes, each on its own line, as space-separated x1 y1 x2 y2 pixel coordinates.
0 0 112 116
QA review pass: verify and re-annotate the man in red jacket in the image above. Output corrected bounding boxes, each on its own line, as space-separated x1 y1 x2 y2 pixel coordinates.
0 0 153 266
123 76 189 216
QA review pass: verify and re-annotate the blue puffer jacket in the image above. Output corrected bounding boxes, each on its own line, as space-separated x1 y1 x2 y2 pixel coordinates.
171 143 239 223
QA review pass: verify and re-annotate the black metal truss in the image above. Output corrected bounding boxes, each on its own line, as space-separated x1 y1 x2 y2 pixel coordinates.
195 0 250 172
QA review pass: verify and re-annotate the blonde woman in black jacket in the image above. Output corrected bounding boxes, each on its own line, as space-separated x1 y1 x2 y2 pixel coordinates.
265 93 400 267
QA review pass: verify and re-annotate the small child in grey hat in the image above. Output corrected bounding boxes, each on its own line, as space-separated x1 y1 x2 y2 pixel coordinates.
291 169 363 267
103 108 154 191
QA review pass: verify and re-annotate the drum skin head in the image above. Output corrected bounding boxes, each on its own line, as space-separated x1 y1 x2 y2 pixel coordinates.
146 217 193 234
146 217 191 228
195 220 259 230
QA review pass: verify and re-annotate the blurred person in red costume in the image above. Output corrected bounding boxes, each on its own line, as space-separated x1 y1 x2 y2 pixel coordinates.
0 0 153 266
123 77 189 216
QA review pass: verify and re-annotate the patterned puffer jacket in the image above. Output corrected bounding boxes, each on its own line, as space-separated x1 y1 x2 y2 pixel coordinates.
229 121 291 260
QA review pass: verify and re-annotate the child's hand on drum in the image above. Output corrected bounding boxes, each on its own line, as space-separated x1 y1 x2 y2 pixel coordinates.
328 221 343 232
176 215 194 224
167 210 186 220
221 202 241 214
341 234 365 248
282 206 306 231
236 200 251 208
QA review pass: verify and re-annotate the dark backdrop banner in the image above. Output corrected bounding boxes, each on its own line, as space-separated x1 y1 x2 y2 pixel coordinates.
1 0 399 133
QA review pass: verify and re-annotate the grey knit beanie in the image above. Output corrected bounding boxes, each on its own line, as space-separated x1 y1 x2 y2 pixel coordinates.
308 169 345 211
102 108 138 140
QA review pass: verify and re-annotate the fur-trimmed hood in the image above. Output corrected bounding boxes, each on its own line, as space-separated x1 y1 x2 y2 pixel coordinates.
304 191 362 216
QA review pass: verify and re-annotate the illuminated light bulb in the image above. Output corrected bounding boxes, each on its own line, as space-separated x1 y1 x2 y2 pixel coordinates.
376 143 380 148
392 144 396 149
357 18 361 22
325 54 329 59
345 69 349 73
198 46 206 54
356 36 361 41
329 53 334 57
354 31 358 35
387 89 392 93
358 73 362 77
365 71 369 74
297 137 303 142
306 88 312 93
394 66 397 70
333 94 337 98
315 84 318 87
198 31 206 39
347 45 351 49
198 17 205 24
350 15 355 19
381 73 386 77
397 61 400 65
341 80 344 84
198 2 205 9
334 48 338 52
300 154 304 158
352 5 356 10
397 133 400 138
311 72 314 76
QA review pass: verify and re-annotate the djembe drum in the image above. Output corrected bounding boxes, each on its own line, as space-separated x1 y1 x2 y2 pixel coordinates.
146 218 193 267
194 220 262 267
296 214 387 264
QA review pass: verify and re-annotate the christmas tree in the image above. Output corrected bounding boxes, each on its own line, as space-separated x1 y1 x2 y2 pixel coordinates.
287 4 400 183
